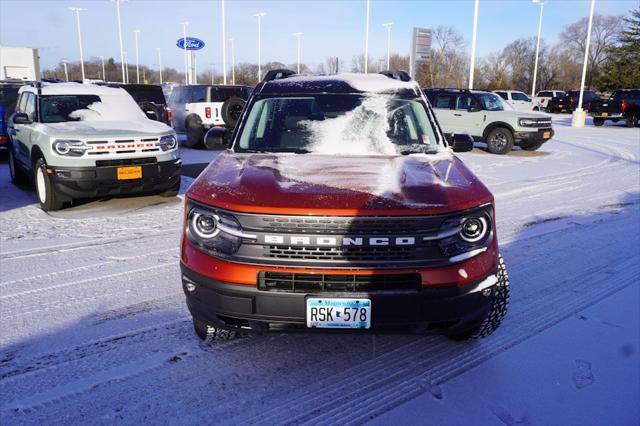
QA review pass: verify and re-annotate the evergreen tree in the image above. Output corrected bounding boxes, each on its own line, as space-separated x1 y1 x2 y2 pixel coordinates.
597 7 640 90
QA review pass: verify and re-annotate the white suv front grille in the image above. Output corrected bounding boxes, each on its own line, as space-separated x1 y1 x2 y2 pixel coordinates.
85 137 161 156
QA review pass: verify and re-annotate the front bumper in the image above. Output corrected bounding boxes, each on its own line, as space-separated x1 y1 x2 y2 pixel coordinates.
513 128 554 148
50 158 181 200
181 263 496 334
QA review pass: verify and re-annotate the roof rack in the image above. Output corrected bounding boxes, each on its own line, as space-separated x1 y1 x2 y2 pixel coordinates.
379 70 412 82
263 69 296 82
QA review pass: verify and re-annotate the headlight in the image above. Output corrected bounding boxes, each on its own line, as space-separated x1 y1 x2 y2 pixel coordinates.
438 207 493 260
159 134 177 151
186 205 256 256
52 139 89 157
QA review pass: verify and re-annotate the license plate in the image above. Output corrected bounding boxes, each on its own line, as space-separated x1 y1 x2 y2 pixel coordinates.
558 104 564 108
306 298 371 329
601 112 608 117
117 166 142 180
543 131 551 138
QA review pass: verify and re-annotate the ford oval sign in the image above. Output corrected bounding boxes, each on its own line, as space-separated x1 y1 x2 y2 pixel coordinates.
177 37 205 50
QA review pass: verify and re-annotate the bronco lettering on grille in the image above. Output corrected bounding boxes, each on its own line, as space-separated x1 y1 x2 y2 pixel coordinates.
261 235 418 246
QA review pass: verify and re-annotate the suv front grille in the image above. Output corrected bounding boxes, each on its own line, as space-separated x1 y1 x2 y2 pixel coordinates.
264 244 439 262
258 272 421 293
257 216 441 235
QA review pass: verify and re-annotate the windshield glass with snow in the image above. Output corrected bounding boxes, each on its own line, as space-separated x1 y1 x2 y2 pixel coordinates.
40 95 101 123
476 93 505 111
236 95 440 155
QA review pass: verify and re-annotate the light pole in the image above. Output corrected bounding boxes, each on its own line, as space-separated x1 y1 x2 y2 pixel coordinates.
62 59 69 81
364 0 370 73
468 0 479 89
221 0 227 85
210 63 215 84
572 0 596 127
382 22 393 70
111 0 128 84
253 12 266 81
157 48 163 84
69 7 86 81
228 38 236 84
124 51 129 83
133 29 141 84
292 32 303 74
180 21 190 85
99 56 106 82
193 52 198 84
531 0 546 97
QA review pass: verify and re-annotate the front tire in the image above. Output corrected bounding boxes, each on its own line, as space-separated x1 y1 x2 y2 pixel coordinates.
446 255 510 341
184 116 205 148
593 117 605 127
193 318 238 342
34 158 65 211
626 115 637 128
486 127 514 155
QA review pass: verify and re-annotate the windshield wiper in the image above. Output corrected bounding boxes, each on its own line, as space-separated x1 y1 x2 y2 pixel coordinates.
398 147 438 155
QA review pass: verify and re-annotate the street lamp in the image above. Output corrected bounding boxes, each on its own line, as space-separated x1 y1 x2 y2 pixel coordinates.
111 0 128 84
382 22 393 70
364 0 370 73
180 21 190 85
133 29 141 84
210 63 216 84
124 51 129 83
62 59 69 81
292 32 303 74
69 7 86 81
531 0 546 97
99 55 106 82
572 0 596 127
253 12 266 81
221 0 227 85
468 0 479 89
157 48 163 84
228 38 236 84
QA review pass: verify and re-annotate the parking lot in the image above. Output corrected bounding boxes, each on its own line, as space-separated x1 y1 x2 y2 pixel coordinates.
1 115 638 424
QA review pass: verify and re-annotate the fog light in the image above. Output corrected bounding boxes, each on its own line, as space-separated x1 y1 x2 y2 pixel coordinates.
482 288 492 297
185 282 197 293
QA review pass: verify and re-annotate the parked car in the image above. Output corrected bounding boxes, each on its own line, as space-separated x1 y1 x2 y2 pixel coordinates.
532 90 566 110
589 89 640 128
181 70 510 342
112 84 170 125
493 90 537 111
547 90 600 113
424 88 554 154
167 84 250 148
7 82 181 211
0 80 28 151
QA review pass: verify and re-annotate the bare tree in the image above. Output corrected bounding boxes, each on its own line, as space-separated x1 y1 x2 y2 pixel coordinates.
430 25 468 87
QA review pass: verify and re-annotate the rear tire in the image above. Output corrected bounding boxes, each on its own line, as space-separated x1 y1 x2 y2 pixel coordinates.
547 106 555 113
593 118 605 127
8 144 28 185
193 318 238 342
626 115 637 128
184 116 205 148
446 255 510 341
486 127 514 155
220 97 246 128
34 158 65 211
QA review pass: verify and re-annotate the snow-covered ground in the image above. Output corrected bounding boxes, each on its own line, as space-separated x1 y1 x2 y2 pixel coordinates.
0 115 638 425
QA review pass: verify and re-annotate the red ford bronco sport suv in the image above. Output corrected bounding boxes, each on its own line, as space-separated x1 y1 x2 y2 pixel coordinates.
180 70 509 341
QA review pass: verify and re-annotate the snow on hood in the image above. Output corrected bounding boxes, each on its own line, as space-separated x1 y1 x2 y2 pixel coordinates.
44 119 172 136
69 93 148 122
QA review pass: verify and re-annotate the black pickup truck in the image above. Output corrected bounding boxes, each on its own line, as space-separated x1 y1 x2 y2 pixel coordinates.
589 89 640 127
547 90 600 113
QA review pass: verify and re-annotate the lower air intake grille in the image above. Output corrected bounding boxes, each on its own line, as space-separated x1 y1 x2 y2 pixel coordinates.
258 272 421 293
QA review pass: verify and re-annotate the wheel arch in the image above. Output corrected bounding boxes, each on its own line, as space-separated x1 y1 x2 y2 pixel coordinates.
482 122 515 141
30 145 45 170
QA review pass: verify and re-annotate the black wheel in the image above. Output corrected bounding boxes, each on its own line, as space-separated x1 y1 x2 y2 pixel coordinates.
8 143 28 185
626 115 637 128
139 101 162 121
522 142 543 151
446 255 510 341
593 118 605 127
220 97 246 128
547 106 555 113
184 116 205 148
34 158 65 211
193 318 239 342
159 177 180 197
486 127 514 155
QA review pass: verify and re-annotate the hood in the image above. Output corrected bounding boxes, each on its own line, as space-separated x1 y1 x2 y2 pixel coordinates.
187 152 493 215
501 108 550 119
41 120 172 139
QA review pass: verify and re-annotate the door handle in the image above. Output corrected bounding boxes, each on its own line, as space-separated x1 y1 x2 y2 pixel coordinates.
454 113 462 117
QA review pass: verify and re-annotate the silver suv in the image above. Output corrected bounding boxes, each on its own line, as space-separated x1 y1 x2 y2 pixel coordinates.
7 82 181 211
424 89 554 154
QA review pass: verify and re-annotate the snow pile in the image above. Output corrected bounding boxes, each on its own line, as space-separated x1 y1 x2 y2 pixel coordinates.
302 95 397 155
68 93 148 122
336 73 419 94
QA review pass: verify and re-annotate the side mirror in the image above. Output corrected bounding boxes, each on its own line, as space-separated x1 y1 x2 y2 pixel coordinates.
449 133 474 152
13 113 32 124
204 127 229 151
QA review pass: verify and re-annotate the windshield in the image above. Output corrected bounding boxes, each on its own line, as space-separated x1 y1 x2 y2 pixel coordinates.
236 95 441 155
40 95 102 123
476 93 505 111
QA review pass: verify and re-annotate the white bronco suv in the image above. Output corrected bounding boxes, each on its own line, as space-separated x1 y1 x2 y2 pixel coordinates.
424 88 554 154
493 90 537 111
532 90 566 111
7 82 181 211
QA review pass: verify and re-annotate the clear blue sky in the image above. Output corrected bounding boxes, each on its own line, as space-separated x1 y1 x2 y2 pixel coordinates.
0 0 635 74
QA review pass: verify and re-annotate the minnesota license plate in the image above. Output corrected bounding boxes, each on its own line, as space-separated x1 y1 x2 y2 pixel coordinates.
306 298 371 329
543 131 551 138
117 166 142 180
601 112 609 117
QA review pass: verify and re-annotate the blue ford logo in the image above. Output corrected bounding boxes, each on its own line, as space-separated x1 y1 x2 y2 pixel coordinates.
176 37 205 50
